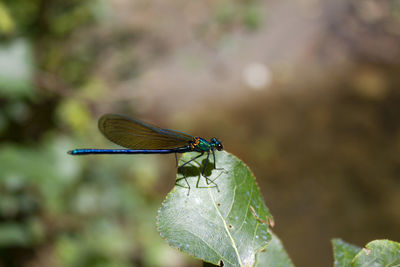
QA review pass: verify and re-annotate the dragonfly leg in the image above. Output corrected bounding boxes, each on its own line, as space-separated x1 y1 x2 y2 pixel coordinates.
178 152 204 171
176 152 204 195
198 152 219 192
175 177 191 192
197 176 220 192
175 176 191 195
212 149 226 172
212 150 216 169
201 151 210 176
183 176 191 196
177 152 220 194
174 153 178 167
198 151 209 188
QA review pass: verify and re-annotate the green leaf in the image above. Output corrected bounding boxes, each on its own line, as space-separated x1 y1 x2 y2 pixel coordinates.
332 238 361 267
256 231 294 267
351 239 400 267
157 151 273 267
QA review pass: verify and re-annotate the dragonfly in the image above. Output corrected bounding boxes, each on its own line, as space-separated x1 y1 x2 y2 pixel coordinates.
68 114 224 192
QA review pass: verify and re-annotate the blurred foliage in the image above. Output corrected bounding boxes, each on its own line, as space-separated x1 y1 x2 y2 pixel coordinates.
0 138 187 266
0 39 34 98
0 1 193 266
350 239 400 266
0 2 15 36
332 239 400 266
332 239 361 267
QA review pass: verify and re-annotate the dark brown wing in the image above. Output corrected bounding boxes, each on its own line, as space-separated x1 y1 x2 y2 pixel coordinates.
98 114 194 149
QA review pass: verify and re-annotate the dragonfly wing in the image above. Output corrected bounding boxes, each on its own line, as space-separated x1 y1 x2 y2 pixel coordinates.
98 114 193 149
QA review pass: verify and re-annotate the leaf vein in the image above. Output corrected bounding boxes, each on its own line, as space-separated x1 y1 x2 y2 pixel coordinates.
208 187 243 266
182 228 234 265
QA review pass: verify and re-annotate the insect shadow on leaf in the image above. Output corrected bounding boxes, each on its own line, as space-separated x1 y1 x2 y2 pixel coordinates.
176 157 223 195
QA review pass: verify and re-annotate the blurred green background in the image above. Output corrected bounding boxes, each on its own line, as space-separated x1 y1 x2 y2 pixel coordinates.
0 0 399 266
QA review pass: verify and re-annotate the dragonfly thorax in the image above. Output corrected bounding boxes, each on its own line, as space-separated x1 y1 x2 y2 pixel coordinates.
189 137 223 152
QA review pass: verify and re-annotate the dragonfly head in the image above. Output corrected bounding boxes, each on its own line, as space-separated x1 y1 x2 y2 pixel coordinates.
211 138 223 151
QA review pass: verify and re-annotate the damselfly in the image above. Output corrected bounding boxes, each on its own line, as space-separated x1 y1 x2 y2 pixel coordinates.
68 114 224 192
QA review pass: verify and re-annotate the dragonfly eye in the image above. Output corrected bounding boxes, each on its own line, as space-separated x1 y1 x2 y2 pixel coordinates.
216 143 223 151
